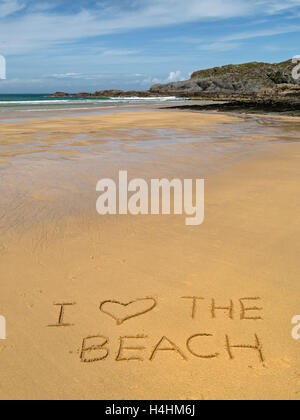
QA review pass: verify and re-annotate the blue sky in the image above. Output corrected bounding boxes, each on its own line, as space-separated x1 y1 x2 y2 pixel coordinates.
0 0 300 93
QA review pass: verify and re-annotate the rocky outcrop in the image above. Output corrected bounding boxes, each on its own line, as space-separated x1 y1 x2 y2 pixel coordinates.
150 60 300 98
49 90 169 98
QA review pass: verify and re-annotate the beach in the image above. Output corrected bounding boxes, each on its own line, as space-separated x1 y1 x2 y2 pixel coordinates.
0 107 300 400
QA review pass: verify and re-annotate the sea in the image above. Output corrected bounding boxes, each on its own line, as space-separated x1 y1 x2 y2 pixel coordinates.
0 94 181 112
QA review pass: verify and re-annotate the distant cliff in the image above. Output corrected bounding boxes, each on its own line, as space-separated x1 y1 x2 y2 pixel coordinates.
150 60 300 99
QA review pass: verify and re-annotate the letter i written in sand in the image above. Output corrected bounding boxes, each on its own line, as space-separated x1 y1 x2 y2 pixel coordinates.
48 303 76 327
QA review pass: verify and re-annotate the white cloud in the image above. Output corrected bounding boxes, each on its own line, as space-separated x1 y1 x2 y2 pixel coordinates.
197 41 242 51
223 25 300 41
49 72 118 80
141 70 185 85
28 2 57 12
167 70 183 82
0 0 300 55
50 73 83 79
0 0 25 18
101 49 141 56
265 0 300 14
163 24 300 50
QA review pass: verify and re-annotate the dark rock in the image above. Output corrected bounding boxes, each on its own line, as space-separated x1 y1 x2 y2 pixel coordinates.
93 90 124 97
49 89 170 98
165 99 300 116
50 92 70 97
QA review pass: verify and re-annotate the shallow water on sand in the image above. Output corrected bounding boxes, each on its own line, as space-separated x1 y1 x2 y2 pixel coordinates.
0 109 299 232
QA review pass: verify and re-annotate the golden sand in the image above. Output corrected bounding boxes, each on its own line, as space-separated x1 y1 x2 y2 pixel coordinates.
0 110 300 400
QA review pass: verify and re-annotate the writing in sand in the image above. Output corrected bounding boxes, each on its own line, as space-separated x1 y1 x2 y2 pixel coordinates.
48 296 265 365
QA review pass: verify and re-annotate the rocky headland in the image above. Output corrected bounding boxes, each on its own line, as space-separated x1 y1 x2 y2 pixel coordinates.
151 60 299 95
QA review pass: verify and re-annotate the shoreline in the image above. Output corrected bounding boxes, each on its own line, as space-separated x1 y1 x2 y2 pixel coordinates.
0 101 190 121
2 96 300 121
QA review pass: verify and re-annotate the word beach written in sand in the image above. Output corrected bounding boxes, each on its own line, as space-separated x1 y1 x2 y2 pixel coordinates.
48 296 266 365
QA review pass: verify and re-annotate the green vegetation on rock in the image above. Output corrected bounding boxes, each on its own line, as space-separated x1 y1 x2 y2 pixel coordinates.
150 60 299 98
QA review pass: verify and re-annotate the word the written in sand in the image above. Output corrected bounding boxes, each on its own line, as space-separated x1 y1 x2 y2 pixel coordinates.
48 296 263 327
0 315 6 340
96 171 204 226
182 296 263 321
292 315 300 340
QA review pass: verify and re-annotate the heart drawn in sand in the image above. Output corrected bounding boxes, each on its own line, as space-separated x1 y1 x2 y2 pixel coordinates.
99 297 157 325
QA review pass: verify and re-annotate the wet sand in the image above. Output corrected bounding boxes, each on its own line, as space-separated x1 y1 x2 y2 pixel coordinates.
0 109 300 400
